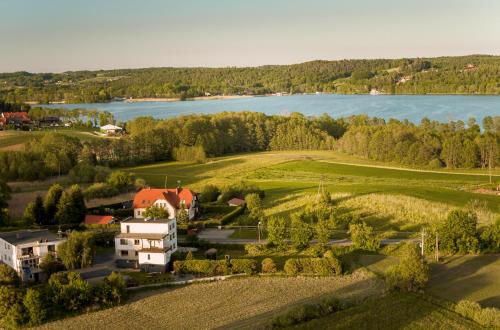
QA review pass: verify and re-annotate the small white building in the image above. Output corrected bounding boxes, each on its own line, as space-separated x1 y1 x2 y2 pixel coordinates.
0 230 65 282
115 217 178 272
133 187 198 220
100 124 122 135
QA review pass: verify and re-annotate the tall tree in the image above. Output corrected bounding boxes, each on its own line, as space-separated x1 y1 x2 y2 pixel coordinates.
44 184 63 225
0 179 11 227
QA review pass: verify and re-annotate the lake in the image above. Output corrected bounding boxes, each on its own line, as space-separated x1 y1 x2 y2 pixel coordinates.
44 94 500 123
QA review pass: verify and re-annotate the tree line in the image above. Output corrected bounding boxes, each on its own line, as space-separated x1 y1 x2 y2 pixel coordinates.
0 112 498 184
1 55 500 103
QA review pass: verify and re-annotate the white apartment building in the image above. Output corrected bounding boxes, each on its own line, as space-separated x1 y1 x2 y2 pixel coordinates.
115 217 178 272
0 229 65 282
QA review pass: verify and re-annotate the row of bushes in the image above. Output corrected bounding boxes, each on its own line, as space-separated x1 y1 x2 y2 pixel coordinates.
173 258 258 276
283 257 342 276
269 297 344 328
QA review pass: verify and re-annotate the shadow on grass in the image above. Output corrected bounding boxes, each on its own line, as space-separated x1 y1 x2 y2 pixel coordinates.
428 254 500 308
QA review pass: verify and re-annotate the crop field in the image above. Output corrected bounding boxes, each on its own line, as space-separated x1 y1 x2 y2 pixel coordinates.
36 272 383 330
295 292 481 330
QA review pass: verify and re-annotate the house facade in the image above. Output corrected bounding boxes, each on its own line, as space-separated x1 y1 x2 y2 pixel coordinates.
0 230 65 282
133 187 198 220
114 217 178 272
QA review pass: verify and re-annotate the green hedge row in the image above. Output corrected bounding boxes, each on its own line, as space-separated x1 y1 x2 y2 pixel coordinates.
173 258 257 276
284 257 342 276
220 206 245 225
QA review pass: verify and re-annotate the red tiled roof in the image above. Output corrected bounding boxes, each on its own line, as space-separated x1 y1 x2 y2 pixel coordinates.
2 112 30 120
133 188 194 209
228 197 245 206
84 215 114 225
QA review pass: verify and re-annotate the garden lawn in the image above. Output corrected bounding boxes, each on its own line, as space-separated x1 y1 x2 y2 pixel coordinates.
35 272 383 330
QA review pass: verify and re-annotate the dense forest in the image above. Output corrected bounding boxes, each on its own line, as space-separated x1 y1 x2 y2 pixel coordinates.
0 111 498 181
1 55 500 103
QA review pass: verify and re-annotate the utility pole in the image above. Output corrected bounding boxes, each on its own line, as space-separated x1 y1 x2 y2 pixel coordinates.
258 221 261 244
164 175 168 189
421 228 425 257
435 232 439 262
316 175 325 201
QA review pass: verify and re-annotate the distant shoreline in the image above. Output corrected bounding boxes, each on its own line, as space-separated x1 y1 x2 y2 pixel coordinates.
125 95 255 103
24 92 500 105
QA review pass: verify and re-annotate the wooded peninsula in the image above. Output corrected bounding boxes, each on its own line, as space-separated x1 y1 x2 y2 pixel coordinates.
1 55 500 103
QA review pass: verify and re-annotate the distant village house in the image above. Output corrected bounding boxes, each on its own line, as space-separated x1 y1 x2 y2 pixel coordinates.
0 112 32 129
84 215 115 225
100 124 122 136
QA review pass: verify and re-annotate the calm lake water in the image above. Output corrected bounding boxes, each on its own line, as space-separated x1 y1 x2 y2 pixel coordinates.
44 94 500 123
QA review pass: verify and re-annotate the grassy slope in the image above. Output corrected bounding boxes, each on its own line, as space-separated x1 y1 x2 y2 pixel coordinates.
36 274 383 330
0 129 104 150
294 292 481 330
354 253 500 308
124 151 500 214
427 254 500 308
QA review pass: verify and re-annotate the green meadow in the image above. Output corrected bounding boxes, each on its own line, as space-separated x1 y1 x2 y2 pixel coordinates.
125 151 500 219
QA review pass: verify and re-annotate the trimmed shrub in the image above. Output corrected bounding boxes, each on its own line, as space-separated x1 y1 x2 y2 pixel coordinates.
175 260 228 276
261 258 277 274
230 259 257 275
284 257 342 276
284 259 301 276
244 244 268 256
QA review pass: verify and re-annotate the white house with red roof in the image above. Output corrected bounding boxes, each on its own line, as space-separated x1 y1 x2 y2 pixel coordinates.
133 187 198 220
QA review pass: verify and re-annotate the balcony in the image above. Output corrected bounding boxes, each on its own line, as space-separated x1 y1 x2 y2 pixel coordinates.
18 253 41 261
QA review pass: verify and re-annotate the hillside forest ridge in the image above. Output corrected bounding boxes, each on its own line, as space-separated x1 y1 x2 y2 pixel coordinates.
1 55 500 103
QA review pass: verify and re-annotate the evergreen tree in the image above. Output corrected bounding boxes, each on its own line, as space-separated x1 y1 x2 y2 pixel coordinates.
54 185 86 225
0 179 11 227
23 195 45 226
44 184 63 225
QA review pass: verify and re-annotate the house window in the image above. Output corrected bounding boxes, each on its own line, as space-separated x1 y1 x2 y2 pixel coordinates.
120 239 128 245
134 239 140 245
148 254 150 260
135 251 138 256
136 210 141 217
126 225 130 233
120 250 128 257
48 245 55 252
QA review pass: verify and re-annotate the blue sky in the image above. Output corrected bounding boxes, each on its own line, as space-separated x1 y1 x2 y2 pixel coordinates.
1 0 499 72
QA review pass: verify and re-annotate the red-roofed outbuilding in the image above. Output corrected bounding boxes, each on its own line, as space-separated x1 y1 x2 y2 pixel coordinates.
84 215 115 225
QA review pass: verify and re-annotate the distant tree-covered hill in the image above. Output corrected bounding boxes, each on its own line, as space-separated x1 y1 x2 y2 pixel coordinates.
1 55 500 103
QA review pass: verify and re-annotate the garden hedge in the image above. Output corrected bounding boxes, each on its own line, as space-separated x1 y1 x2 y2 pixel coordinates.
284 257 342 276
173 258 257 276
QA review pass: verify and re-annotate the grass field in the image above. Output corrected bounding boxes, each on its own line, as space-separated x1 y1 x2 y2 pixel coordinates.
36 272 383 330
124 151 500 224
0 129 105 151
294 292 481 330
353 253 500 309
427 254 500 308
